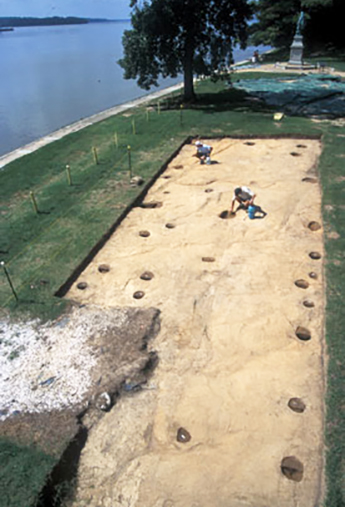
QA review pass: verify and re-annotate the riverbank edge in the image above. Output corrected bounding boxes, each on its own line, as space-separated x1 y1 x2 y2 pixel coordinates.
0 82 183 169
3 58 344 171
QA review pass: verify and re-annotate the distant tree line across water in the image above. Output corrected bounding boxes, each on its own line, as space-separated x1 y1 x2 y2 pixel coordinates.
0 17 127 27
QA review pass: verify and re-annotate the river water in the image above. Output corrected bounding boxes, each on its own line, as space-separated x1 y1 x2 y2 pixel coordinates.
0 21 269 157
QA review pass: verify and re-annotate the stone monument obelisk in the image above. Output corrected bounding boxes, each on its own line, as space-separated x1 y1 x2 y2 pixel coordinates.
289 12 305 66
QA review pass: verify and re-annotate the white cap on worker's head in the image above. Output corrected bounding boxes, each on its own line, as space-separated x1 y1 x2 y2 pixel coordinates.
195 141 202 146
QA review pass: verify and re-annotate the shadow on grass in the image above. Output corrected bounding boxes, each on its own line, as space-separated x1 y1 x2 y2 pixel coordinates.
193 89 273 114
37 425 88 507
168 87 274 115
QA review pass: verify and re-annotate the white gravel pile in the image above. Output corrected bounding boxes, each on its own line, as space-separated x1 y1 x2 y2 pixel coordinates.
0 306 124 421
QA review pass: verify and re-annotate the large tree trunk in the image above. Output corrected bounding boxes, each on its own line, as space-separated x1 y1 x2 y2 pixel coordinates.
183 39 195 102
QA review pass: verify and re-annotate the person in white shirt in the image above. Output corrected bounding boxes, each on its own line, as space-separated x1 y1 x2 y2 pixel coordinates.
230 186 256 213
194 141 213 164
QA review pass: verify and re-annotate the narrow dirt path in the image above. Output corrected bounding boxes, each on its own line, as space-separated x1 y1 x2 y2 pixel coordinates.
67 138 324 507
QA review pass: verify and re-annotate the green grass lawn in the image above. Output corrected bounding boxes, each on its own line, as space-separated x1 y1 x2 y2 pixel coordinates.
307 56 345 73
1 73 345 506
0 439 56 507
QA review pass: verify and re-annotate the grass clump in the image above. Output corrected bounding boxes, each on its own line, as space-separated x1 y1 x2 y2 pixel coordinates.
0 439 56 507
318 126 345 507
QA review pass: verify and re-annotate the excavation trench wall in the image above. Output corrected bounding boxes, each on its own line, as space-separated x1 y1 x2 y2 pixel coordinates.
66 137 325 507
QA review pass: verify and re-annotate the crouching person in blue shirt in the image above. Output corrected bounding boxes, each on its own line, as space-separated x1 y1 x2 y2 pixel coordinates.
194 141 213 165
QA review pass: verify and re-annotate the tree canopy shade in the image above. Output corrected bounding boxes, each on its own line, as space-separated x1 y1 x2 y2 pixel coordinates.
119 0 252 102
250 0 345 50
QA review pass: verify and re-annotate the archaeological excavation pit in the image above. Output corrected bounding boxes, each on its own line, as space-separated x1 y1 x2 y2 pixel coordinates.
133 290 145 300
295 326 312 342
139 201 162 209
302 177 318 183
303 299 315 308
139 230 150 237
65 137 325 507
98 264 110 273
140 271 154 281
309 251 322 260
281 456 304 482
308 221 321 231
219 210 233 219
76 282 88 290
202 256 216 262
288 398 306 413
295 279 310 289
177 427 192 443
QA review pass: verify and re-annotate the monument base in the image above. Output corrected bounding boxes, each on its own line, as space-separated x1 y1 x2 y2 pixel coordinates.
289 35 303 66
284 63 316 70
285 33 315 70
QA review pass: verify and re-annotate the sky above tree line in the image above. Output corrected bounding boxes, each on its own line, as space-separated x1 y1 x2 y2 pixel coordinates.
0 0 130 19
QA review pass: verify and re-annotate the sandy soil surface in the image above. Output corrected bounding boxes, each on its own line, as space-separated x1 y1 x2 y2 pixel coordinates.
67 138 324 507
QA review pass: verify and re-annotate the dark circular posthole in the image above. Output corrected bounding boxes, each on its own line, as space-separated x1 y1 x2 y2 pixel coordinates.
140 201 163 209
177 427 191 443
77 282 88 290
290 152 301 157
288 398 306 413
303 299 315 308
139 230 151 238
296 326 311 341
202 257 215 263
219 210 234 219
309 272 318 279
140 271 154 281
296 144 307 149
281 456 304 482
309 251 322 260
173 164 183 169
205 188 214 193
295 279 309 289
302 177 317 183
133 291 145 299
244 141 255 146
163 191 170 194
165 223 175 229
98 264 110 273
163 175 171 179
308 221 321 231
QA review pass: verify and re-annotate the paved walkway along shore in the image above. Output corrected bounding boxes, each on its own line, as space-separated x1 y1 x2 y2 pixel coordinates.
0 82 183 169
